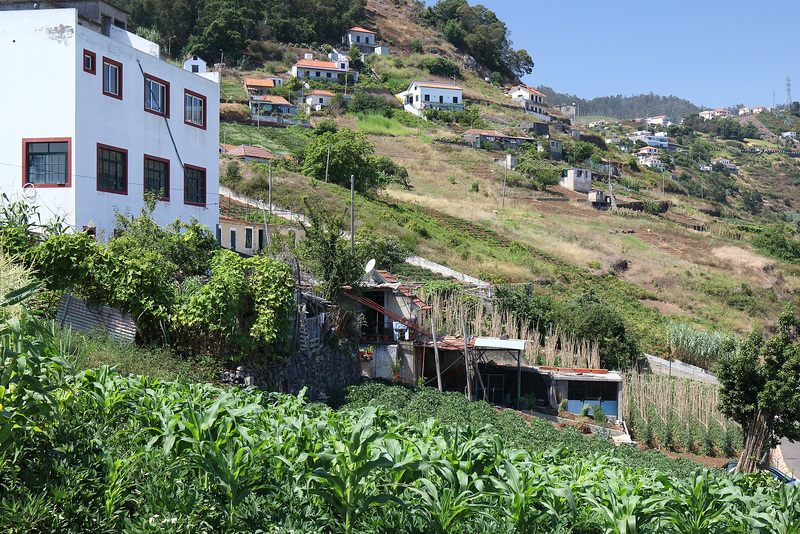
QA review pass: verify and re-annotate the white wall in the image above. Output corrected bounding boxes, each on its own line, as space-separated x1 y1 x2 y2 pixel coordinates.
0 9 78 224
0 8 219 238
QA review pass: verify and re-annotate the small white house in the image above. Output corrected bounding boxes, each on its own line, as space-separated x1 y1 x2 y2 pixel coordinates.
646 115 670 126
781 131 797 139
559 168 592 193
396 80 464 117
290 54 356 82
0 3 219 238
305 90 336 111
505 84 548 121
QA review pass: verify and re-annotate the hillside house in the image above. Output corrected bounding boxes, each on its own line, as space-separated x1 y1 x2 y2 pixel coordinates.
505 84 549 121
396 80 464 117
646 115 671 126
305 89 336 111
537 367 623 421
629 131 669 149
559 168 592 193
250 95 297 116
290 54 356 82
710 157 738 173
0 1 219 238
636 146 659 158
244 77 283 97
554 104 578 123
537 138 563 160
781 131 797 139
216 216 304 256
752 105 766 114
699 109 732 120
463 129 534 150
341 27 389 55
638 155 664 172
738 107 752 116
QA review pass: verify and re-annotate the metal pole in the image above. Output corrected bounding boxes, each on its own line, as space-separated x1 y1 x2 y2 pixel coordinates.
325 144 330 183
350 175 355 254
268 161 272 217
431 314 443 392
460 311 472 401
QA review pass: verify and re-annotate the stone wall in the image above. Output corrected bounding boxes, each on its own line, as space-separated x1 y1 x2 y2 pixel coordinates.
221 344 362 401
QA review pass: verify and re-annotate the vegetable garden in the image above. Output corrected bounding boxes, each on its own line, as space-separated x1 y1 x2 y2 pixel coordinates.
3 292 799 533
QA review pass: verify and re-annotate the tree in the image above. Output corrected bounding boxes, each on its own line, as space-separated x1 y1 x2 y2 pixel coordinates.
301 129 381 194
716 305 800 473
299 201 363 302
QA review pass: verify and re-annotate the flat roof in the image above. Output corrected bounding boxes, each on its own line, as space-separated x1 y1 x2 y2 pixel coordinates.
473 337 527 351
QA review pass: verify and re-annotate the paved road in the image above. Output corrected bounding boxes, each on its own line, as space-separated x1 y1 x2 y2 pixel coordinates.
780 438 800 477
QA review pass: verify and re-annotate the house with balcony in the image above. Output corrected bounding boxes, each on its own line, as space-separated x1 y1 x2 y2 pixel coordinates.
244 77 283 97
638 155 664 172
290 53 356 82
396 80 463 117
250 94 297 116
646 115 670 126
710 157 738 174
505 84 549 121
0 1 219 238
628 130 669 149
341 27 389 55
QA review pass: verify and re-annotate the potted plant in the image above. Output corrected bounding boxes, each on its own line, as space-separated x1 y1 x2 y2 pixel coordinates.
365 346 374 361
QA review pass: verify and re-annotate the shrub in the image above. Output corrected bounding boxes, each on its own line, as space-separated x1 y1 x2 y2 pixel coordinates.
411 38 422 53
471 182 479 193
580 404 590 417
419 57 461 79
592 405 606 427
558 398 568 412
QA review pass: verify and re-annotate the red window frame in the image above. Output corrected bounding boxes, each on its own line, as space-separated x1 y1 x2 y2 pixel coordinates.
184 89 206 130
83 50 96 74
183 164 206 207
21 137 72 188
143 73 170 118
102 56 123 100
143 154 170 201
96 143 128 195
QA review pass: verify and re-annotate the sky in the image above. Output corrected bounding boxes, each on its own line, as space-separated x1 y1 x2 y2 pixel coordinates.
431 0 799 110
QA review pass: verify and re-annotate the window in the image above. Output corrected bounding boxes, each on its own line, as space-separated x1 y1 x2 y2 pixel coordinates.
258 228 264 250
102 57 122 99
365 37 370 44
23 138 70 186
326 72 331 78
144 155 169 200
245 228 253 249
356 36 361 43
144 75 169 117
315 71 320 77
83 50 96 74
184 165 206 206
216 226 222 245
453 96 459 104
439 95 443 103
184 90 206 128
191 64 199 73
319 97 324 104
97 144 127 194
424 94 430 101
230 229 236 251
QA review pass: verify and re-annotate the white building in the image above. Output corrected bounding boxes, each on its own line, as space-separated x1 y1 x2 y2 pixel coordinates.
559 168 592 193
628 131 669 149
305 89 335 111
0 3 219 238
290 53 356 82
396 80 464 117
505 84 549 121
645 115 670 126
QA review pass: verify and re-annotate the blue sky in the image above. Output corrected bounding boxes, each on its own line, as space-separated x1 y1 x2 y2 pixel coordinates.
430 0 799 110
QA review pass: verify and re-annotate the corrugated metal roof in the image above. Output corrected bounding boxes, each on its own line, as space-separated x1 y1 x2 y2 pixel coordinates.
473 337 527 351
56 294 136 343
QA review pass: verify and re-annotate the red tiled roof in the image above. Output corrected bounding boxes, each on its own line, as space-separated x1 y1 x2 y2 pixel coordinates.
227 145 276 159
294 59 341 69
307 90 335 97
507 84 547 98
219 143 236 153
245 78 275 88
347 26 376 34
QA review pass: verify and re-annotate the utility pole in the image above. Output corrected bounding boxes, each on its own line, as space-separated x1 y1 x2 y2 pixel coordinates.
350 175 355 254
268 160 272 217
502 162 507 208
460 311 472 401
324 144 331 183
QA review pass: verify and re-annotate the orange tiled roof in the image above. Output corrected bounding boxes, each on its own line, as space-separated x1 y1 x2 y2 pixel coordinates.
294 59 341 69
347 26 376 34
219 143 236 152
307 90 335 97
245 78 275 88
255 95 293 105
414 80 462 90
508 84 547 98
227 145 276 159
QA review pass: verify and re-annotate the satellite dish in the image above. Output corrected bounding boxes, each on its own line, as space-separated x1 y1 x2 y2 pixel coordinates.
22 183 37 200
364 258 376 273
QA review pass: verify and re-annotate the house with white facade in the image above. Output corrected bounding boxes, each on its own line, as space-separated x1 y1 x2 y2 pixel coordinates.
243 77 283 97
738 107 752 116
396 80 464 117
305 89 335 111
559 168 592 193
290 53 356 83
752 105 766 114
629 131 669 149
646 115 670 126
636 146 659 158
342 27 388 55
0 1 219 238
638 156 664 172
505 84 549 121
710 157 737 174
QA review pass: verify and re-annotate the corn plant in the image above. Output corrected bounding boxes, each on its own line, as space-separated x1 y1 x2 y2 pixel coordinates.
489 458 549 530
407 467 495 534
583 485 664 534
308 408 398 534
656 470 748 533
746 484 800 534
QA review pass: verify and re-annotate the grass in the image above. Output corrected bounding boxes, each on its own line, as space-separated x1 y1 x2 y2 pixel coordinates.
219 77 247 101
54 325 221 383
355 112 414 136
219 121 310 155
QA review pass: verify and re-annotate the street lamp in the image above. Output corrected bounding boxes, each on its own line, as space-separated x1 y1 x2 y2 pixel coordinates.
167 35 176 58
